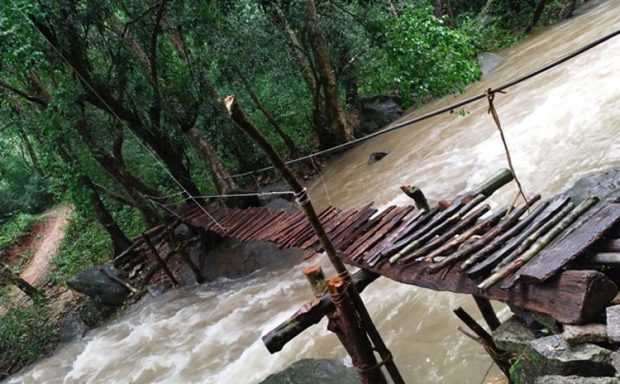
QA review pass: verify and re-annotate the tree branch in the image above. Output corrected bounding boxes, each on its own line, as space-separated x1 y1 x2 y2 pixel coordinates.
0 77 48 107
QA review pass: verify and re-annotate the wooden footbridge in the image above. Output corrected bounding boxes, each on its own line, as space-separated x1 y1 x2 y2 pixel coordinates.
175 169 620 327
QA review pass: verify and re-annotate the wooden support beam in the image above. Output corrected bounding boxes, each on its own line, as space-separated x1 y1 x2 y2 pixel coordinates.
143 235 179 287
345 255 617 324
262 269 379 353
473 295 501 331
453 307 511 376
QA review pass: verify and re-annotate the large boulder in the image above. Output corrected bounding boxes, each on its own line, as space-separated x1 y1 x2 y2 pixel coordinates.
536 376 619 384
258 359 358 384
67 264 130 306
200 239 304 281
524 335 614 379
357 93 403 134
493 316 536 353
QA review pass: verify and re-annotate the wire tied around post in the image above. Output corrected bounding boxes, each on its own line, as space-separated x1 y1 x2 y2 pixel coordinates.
295 187 311 207
484 88 529 208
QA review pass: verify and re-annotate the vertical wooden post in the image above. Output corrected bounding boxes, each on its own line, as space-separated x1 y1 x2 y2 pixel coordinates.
304 265 327 296
226 96 405 384
142 235 179 287
328 276 388 384
454 307 510 377
473 295 501 331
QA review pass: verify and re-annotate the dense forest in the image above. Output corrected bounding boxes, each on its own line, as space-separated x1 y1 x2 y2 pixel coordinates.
0 0 583 376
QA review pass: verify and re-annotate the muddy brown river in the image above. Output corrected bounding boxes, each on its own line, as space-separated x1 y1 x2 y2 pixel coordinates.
8 1 620 383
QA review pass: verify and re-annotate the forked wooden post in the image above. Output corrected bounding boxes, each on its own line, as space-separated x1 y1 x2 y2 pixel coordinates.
226 95 404 383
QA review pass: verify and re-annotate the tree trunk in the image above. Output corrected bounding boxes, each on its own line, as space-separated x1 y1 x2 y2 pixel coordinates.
527 0 549 32
302 0 353 147
559 0 577 19
15 125 44 176
186 126 236 195
55 141 133 255
235 69 299 157
433 0 443 18
268 4 334 148
0 262 44 301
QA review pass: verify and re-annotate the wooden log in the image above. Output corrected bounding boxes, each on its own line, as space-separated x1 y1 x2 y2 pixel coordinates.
345 256 616 324
262 269 379 353
492 200 575 272
465 196 570 276
400 185 430 211
327 276 387 384
519 199 620 284
479 196 598 290
473 296 501 331
98 266 137 293
0 261 44 301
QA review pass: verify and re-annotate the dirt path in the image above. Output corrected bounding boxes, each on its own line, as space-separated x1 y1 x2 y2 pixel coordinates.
17 204 74 285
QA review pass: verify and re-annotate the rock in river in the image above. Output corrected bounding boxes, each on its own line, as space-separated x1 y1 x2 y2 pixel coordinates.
67 263 130 306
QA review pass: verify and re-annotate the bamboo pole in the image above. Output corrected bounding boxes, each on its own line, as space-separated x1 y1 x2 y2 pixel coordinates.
226 96 404 383
425 195 540 273
461 200 550 272
425 207 508 273
406 204 493 261
492 201 575 272
478 196 598 290
465 196 570 276
390 194 486 264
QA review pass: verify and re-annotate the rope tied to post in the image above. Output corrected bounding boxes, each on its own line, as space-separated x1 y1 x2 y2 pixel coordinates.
356 350 394 374
295 187 311 207
484 88 529 208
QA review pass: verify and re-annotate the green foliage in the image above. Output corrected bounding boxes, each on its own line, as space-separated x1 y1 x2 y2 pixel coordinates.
49 214 109 284
363 6 481 105
0 303 54 378
0 213 37 251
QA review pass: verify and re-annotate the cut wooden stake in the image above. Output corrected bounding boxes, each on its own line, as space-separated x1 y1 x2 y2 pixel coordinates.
400 185 430 211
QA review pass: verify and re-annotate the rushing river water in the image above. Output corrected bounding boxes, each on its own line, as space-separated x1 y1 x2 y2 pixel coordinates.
8 1 620 383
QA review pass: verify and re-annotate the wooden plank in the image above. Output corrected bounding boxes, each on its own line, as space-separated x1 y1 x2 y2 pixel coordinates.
229 208 266 239
364 209 425 266
339 207 395 255
350 207 414 261
299 210 354 250
344 255 617 324
294 209 344 250
255 211 303 240
284 207 341 248
240 211 286 242
343 206 398 258
331 207 377 250
519 201 620 283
